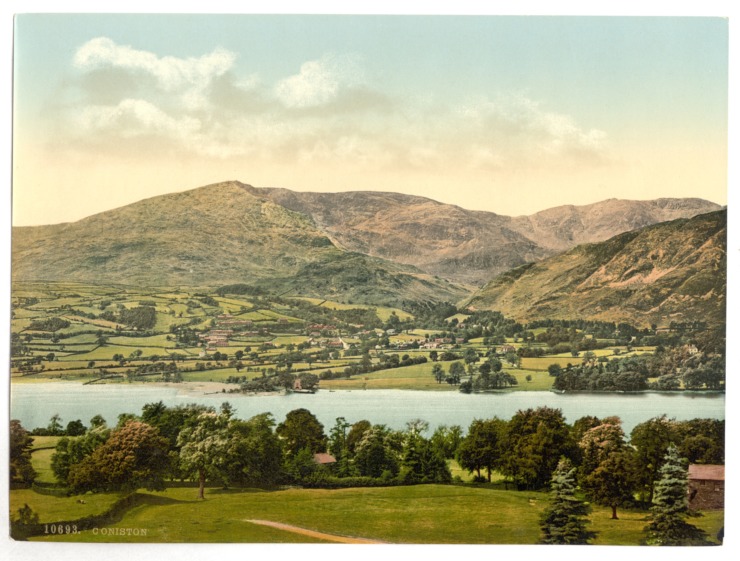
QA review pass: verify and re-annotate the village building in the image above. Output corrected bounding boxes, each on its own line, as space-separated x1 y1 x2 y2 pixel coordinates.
313 452 337 466
687 464 724 510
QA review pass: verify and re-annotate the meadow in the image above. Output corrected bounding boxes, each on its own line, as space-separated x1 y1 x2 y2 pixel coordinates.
14 483 723 545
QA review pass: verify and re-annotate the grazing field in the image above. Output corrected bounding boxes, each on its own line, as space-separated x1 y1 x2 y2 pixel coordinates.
17 484 724 545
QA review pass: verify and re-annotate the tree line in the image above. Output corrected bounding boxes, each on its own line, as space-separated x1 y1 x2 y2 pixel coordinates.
11 405 723 500
550 347 725 392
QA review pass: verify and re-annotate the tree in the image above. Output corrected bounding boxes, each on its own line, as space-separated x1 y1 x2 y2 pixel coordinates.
89 414 107 429
504 350 520 367
501 407 576 490
221 413 283 487
65 419 87 437
177 408 232 499
9 420 36 484
430 424 463 459
457 418 504 481
354 426 399 479
52 425 110 484
463 348 479 365
577 418 626 482
644 444 707 545
346 420 372 456
276 408 327 457
400 431 451 484
47 413 63 436
68 420 169 493
298 372 319 392
328 417 352 476
447 361 465 384
630 415 678 502
432 363 445 384
584 449 639 520
540 459 596 544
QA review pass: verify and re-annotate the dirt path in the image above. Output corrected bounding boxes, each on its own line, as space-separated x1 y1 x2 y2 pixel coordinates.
245 519 387 544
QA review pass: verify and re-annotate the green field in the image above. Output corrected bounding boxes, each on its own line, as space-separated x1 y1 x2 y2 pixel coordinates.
13 483 723 545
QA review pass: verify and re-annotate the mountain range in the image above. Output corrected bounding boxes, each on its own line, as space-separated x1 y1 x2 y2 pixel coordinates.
249 184 720 286
11 180 724 322
464 209 726 326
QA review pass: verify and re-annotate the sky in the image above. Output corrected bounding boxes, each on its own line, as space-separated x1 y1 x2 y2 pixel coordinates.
10 10 730 226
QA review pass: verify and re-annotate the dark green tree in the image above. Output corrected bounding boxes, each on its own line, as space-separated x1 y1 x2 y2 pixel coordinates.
447 361 465 384
540 459 596 544
47 413 64 436
584 449 639 520
328 417 353 476
630 415 678 502
222 413 283 487
9 420 36 485
346 419 372 456
432 363 445 384
400 432 451 484
429 424 463 459
457 418 504 481
65 419 87 436
276 408 327 457
644 444 708 546
52 425 110 484
502 407 576 489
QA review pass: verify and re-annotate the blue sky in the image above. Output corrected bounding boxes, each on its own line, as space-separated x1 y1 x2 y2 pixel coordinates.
11 12 729 225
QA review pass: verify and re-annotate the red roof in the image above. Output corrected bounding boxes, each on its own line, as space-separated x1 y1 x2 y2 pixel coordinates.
313 453 337 465
688 464 724 481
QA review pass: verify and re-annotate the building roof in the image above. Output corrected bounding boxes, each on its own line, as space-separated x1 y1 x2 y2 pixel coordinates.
313 453 337 465
688 464 724 481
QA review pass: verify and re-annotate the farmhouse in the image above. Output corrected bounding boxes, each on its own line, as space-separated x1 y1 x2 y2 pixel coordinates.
688 464 724 510
313 452 337 466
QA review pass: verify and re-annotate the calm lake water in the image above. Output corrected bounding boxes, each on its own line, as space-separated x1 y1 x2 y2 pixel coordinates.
10 383 725 435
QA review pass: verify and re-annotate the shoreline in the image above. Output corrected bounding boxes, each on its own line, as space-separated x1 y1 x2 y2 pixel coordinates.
10 377 727 398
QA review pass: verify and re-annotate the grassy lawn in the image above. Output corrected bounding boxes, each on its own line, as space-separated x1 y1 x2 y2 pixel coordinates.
30 449 60 484
10 489 124 525
28 485 550 544
24 483 722 545
521 356 580 370
508 368 554 391
320 362 455 391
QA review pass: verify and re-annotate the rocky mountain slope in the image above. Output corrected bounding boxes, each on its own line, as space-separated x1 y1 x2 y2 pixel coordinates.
250 184 721 285
463 210 727 327
12 180 723 310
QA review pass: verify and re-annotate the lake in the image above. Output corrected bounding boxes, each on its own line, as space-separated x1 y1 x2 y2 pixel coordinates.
9 383 725 435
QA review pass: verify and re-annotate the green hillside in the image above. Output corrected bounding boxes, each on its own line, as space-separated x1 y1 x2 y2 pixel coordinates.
11 181 468 306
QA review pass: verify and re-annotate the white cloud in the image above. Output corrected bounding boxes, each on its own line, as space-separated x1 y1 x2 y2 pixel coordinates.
275 54 364 108
74 37 236 110
64 40 608 173
75 98 248 159
74 37 235 91
455 94 609 167
77 98 200 137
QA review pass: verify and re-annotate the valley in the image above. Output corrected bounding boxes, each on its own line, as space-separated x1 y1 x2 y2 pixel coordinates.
9 183 727 546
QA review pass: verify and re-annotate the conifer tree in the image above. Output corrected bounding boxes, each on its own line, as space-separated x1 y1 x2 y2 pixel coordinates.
644 444 708 546
540 459 596 544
